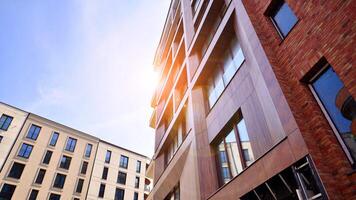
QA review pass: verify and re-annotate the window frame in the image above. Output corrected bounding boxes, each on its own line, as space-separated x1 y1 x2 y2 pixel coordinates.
114 187 125 200
308 64 355 165
59 155 72 170
75 178 84 194
42 150 53 165
119 155 129 169
49 132 59 147
0 114 13 131
84 144 93 158
134 176 140 189
0 183 16 199
8 162 25 179
18 143 33 159
28 189 39 200
53 173 66 189
136 160 141 173
105 150 112 163
102 167 109 180
117 171 127 185
65 137 77 152
34 169 46 184
26 124 41 141
80 161 89 175
98 183 106 198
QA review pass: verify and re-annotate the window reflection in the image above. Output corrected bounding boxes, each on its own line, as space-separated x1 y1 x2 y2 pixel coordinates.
311 66 356 162
216 116 255 185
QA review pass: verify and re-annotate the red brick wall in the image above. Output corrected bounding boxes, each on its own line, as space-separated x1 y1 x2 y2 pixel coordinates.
241 0 355 199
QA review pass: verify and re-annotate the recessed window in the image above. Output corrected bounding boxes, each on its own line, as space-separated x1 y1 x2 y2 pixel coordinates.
18 143 33 158
26 124 41 140
59 155 72 170
105 150 111 163
0 135 3 143
85 144 93 158
8 162 25 179
117 171 127 185
42 150 53 164
28 189 39 200
119 155 129 169
136 161 141 173
268 0 298 38
135 176 140 189
49 132 59 146
164 185 180 200
114 188 125 200
53 173 66 189
207 37 245 108
0 183 16 199
133 192 138 200
75 179 84 193
215 116 255 185
0 114 13 131
98 183 105 198
81 161 88 175
35 169 46 184
65 137 77 152
102 167 109 180
310 66 356 163
49 193 61 200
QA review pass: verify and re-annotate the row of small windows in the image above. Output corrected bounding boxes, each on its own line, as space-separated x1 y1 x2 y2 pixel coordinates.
22 124 93 158
105 150 142 173
98 183 139 200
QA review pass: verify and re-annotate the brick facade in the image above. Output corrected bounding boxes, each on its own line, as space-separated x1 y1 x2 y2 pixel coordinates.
242 0 356 199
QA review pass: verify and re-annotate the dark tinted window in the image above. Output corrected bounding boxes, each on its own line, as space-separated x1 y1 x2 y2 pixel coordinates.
18 143 33 158
0 114 13 131
49 132 59 146
53 173 66 189
105 150 111 163
134 192 138 200
0 184 16 199
43 150 53 164
85 144 93 157
98 183 105 198
59 155 72 170
270 1 298 37
81 161 88 174
35 169 46 184
0 136 3 143
28 189 39 200
102 167 108 180
49 193 61 200
135 177 140 189
65 137 77 152
76 179 84 193
115 188 125 200
117 171 127 185
26 124 41 140
136 161 141 173
8 162 25 179
312 67 356 161
119 155 129 169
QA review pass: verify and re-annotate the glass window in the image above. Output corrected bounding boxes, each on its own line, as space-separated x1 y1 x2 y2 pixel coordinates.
237 119 255 166
133 192 138 200
115 188 125 200
0 135 3 143
35 169 46 184
81 161 88 175
207 38 244 108
270 1 298 38
85 144 93 157
98 183 105 198
76 179 84 193
135 177 140 189
119 155 129 169
0 184 16 199
18 143 33 158
102 167 108 180
49 193 61 200
49 132 59 146
8 162 25 179
0 114 13 131
65 137 77 152
26 124 41 140
53 173 66 189
28 189 39 200
42 150 53 164
311 66 356 162
136 161 141 173
59 155 72 170
117 171 127 185
105 150 111 163
216 116 255 185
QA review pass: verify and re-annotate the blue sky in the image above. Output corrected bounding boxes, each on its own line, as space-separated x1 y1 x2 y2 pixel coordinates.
0 0 170 157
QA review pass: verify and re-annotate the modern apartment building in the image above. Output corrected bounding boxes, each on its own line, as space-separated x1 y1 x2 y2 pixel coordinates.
86 140 151 200
0 102 151 200
147 0 355 200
